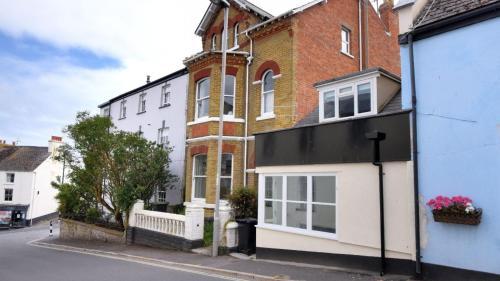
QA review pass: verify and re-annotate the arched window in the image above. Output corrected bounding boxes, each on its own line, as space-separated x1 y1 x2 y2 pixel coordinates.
196 78 210 119
233 23 240 47
261 70 275 116
211 34 217 50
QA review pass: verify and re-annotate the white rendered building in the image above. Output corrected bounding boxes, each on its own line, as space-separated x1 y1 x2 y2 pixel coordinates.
0 136 63 227
99 69 189 207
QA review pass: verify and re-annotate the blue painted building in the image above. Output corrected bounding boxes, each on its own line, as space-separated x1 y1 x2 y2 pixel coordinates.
396 0 500 279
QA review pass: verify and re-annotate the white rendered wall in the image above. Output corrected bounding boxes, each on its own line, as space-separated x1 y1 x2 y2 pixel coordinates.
0 171 34 207
103 74 188 205
255 162 415 261
30 156 62 219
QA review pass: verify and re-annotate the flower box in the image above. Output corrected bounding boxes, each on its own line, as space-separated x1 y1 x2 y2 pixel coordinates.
432 209 482 225
427 195 482 226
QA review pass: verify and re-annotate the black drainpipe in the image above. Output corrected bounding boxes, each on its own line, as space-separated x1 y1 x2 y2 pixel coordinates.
408 32 423 278
365 131 386 276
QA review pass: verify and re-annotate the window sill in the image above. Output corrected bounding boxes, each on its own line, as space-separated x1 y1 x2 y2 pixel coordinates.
256 224 337 240
136 111 146 115
256 114 275 121
341 51 354 59
187 117 245 126
320 111 377 124
118 117 126 120
159 104 171 109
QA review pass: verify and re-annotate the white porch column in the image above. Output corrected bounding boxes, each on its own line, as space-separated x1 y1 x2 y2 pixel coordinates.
184 203 204 241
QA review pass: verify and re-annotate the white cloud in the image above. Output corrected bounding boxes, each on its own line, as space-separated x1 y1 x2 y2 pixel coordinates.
0 0 309 145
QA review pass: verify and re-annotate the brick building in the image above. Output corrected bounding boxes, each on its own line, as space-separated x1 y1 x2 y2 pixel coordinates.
183 0 400 212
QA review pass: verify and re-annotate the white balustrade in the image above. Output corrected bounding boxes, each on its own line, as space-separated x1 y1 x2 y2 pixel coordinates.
133 209 186 238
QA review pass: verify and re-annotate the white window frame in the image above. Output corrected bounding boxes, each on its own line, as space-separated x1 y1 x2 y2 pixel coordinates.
192 154 207 202
4 188 13 201
157 121 169 148
119 100 127 119
258 173 338 240
220 153 233 201
318 76 377 123
157 188 166 203
161 84 171 107
224 75 236 117
138 93 146 113
341 27 351 56
260 70 275 119
195 78 210 120
233 23 240 48
102 107 110 117
6 173 15 184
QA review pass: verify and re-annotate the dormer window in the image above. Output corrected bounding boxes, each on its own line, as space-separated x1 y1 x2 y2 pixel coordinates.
211 34 217 50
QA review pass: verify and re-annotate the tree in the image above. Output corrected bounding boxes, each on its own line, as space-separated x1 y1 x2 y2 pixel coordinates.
57 111 176 228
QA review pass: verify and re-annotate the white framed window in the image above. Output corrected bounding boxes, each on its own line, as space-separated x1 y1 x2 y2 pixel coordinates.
341 27 351 55
6 173 15 183
102 107 110 117
261 70 275 117
161 84 171 107
137 125 143 137
220 154 233 200
224 75 236 116
192 154 207 200
138 93 146 113
157 188 166 203
211 34 217 50
258 173 337 239
196 78 210 119
119 100 127 119
319 78 376 122
233 23 240 47
157 120 169 147
4 188 13 201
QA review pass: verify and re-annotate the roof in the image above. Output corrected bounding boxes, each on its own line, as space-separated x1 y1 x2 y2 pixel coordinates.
314 67 401 88
393 0 416 10
195 0 273 36
0 146 50 172
98 68 188 108
414 0 500 27
244 0 327 34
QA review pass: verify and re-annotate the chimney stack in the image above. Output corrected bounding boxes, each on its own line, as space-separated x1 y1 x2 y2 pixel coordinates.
146 75 151 83
48 136 63 155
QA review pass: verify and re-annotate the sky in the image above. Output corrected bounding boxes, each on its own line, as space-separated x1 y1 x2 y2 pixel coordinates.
0 0 382 146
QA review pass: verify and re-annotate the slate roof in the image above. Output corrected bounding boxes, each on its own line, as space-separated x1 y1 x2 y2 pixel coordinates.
0 146 50 172
414 0 500 27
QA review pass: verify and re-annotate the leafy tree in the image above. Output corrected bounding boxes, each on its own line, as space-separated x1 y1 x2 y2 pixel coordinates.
57 111 176 228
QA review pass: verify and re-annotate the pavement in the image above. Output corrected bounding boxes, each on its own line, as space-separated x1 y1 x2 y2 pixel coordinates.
1 220 414 281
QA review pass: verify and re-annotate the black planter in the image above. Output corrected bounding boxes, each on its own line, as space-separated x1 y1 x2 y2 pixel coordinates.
235 218 257 255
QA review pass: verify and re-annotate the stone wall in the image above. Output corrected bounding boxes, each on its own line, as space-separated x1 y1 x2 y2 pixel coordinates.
60 219 125 244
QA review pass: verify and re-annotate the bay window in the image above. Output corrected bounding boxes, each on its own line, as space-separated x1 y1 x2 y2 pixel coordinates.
224 75 235 116
196 78 210 119
259 174 337 238
220 154 233 200
193 155 207 199
319 79 375 122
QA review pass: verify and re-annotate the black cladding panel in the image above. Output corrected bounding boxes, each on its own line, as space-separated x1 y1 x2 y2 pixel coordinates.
255 111 411 166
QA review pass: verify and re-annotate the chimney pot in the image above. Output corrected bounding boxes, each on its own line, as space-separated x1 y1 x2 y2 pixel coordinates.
146 75 151 83
51 136 62 142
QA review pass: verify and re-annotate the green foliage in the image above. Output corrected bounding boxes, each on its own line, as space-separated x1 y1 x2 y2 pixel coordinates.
204 220 214 246
172 204 186 215
53 181 94 219
85 208 101 224
57 111 176 228
227 187 257 219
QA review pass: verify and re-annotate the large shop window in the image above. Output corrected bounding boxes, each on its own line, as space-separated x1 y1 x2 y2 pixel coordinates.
261 70 275 116
319 79 374 122
259 174 336 238
220 154 233 200
193 155 207 199
196 78 210 119
224 75 235 116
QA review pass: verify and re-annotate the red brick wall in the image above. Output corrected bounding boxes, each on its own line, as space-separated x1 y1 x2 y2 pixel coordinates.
293 0 400 123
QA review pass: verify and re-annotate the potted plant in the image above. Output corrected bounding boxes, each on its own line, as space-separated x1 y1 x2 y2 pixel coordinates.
227 187 257 255
427 195 482 225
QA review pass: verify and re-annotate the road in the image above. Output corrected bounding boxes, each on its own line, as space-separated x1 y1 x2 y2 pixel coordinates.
0 222 231 281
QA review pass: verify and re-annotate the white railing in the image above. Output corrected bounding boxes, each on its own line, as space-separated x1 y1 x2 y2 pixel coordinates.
134 209 185 237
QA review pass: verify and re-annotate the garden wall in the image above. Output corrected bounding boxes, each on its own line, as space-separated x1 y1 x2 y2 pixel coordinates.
60 219 125 243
